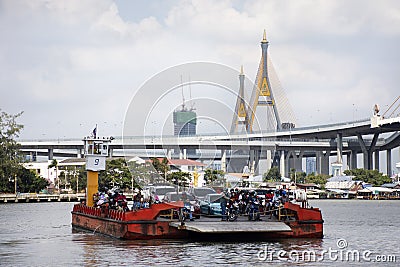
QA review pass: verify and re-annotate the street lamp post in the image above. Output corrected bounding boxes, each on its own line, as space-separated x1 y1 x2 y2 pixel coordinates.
14 174 17 195
64 170 67 190
75 167 78 193
151 121 157 158
131 175 134 192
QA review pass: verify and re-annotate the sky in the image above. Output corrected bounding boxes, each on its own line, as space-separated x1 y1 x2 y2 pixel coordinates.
1 0 400 141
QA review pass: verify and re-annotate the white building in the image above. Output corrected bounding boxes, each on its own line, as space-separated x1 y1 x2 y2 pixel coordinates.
23 161 57 183
23 158 86 183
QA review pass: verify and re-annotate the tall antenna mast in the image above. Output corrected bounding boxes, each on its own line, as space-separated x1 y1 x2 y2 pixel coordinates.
189 75 195 110
180 75 186 110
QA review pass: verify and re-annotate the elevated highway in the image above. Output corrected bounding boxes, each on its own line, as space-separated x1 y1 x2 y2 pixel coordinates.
19 115 400 176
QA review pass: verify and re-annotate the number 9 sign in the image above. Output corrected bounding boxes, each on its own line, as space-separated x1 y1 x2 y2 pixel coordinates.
86 156 105 171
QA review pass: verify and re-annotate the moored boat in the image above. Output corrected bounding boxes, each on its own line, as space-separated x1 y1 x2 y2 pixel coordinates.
71 136 323 240
71 199 323 240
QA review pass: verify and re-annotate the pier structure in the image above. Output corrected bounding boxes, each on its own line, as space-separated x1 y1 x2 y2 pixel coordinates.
0 193 136 203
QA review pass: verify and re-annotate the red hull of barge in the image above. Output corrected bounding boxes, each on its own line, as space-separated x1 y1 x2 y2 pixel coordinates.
72 202 188 239
71 201 323 240
280 202 324 238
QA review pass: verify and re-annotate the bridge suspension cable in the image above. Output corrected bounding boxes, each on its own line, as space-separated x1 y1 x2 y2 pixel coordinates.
382 96 400 118
231 30 297 134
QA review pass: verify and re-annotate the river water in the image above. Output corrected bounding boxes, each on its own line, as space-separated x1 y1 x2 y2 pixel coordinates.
0 200 398 266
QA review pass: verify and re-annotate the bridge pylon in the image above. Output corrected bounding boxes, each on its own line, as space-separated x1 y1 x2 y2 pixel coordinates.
230 65 249 133
231 30 296 134
249 29 281 132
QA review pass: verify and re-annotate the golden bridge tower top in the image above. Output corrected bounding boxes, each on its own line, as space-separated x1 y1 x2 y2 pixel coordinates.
250 29 282 131
230 65 248 133
231 30 296 134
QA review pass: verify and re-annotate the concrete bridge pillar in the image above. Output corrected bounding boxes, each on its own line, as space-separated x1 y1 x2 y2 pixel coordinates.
77 149 83 158
365 151 372 170
48 148 53 160
387 149 392 176
167 149 172 159
183 149 187 159
321 153 330 175
266 150 272 172
316 151 330 175
336 133 343 164
255 149 260 175
316 151 321 174
249 149 260 175
357 133 379 170
109 148 113 158
284 151 292 177
280 151 285 177
374 151 380 170
294 151 304 172
285 151 292 172
349 150 357 170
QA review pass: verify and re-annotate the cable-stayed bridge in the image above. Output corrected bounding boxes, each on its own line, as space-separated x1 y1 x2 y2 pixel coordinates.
18 32 400 176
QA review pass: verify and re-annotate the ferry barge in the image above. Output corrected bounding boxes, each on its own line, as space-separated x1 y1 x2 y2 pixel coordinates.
72 200 323 240
71 136 323 240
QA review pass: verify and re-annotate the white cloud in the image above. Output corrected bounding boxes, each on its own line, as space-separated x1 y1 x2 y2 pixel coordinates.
0 0 399 141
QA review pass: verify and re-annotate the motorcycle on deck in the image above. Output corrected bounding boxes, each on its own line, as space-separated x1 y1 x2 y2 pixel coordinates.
227 201 239 221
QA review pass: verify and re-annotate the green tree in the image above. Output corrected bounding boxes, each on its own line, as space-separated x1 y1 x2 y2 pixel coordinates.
0 110 48 194
344 168 391 186
48 159 59 192
128 161 152 189
167 171 191 188
99 158 137 191
0 110 24 193
204 168 224 185
150 157 170 181
18 167 49 193
305 173 330 188
31 173 50 193
289 168 306 183
68 166 86 193
263 166 281 182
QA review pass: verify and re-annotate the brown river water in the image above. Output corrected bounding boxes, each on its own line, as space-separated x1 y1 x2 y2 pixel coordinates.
0 200 398 266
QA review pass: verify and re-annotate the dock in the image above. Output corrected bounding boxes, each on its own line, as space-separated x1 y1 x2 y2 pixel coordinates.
0 193 137 203
0 193 86 203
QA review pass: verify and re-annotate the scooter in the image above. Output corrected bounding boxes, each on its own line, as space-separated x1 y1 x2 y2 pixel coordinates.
227 201 239 221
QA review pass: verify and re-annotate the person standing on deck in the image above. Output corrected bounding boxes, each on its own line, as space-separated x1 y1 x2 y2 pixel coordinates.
220 189 230 221
182 192 194 221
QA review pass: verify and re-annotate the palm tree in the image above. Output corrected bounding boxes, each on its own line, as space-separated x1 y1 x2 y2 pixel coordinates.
48 159 59 193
